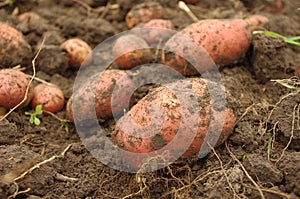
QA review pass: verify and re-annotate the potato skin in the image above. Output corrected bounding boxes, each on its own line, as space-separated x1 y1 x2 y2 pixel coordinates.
31 84 65 114
61 38 92 69
67 69 134 123
162 19 252 75
125 2 164 29
0 69 33 109
0 23 32 67
114 78 236 165
133 19 175 46
112 34 152 70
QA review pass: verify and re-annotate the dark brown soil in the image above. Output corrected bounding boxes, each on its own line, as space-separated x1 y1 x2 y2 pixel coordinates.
1 0 300 198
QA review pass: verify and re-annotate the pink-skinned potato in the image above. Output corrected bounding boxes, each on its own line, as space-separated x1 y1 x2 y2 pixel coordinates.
125 2 164 29
61 38 92 69
0 23 32 68
114 78 236 168
162 16 268 76
0 69 33 109
244 15 269 29
67 69 135 123
133 19 175 46
18 12 41 22
112 34 152 70
31 83 65 114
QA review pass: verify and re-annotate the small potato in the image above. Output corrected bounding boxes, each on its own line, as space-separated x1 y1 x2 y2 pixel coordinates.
67 69 135 123
0 23 32 67
162 19 254 76
31 84 65 114
244 15 269 29
61 38 92 69
18 12 41 22
114 78 236 167
0 69 33 109
112 34 152 70
125 2 164 29
133 19 175 46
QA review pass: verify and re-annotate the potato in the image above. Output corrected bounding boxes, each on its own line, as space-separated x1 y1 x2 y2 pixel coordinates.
112 34 152 70
162 19 256 76
114 78 236 167
67 69 135 123
125 2 164 29
61 38 92 69
0 69 33 109
244 15 269 29
31 83 65 114
133 19 175 46
18 12 41 22
0 23 32 67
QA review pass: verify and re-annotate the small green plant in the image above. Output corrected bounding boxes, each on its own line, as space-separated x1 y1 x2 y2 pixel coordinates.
25 105 43 125
25 105 70 133
253 30 300 47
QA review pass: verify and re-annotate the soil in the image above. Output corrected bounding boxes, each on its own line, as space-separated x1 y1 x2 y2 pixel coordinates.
0 0 300 198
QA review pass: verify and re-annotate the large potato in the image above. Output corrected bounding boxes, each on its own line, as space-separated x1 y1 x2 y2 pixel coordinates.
162 19 253 76
0 23 32 67
114 78 236 167
67 69 135 123
0 69 33 109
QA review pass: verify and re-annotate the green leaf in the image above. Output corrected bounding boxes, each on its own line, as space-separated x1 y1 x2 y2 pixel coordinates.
35 105 43 115
271 79 299 90
29 115 34 124
34 117 41 126
289 36 300 41
242 154 247 161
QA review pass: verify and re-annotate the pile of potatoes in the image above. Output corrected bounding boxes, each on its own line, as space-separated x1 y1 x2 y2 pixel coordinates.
0 2 270 167
0 21 90 115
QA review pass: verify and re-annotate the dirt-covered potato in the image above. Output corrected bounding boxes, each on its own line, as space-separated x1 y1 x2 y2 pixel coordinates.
0 69 33 109
114 78 236 166
162 17 268 76
133 19 175 46
61 38 92 69
125 2 164 29
18 12 41 22
67 69 135 123
112 34 152 70
31 83 65 114
0 23 32 68
244 15 269 28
